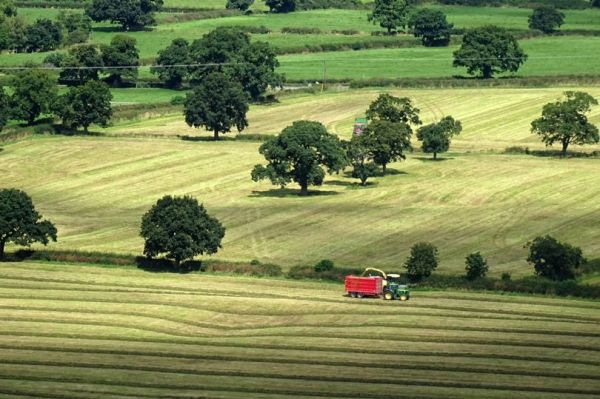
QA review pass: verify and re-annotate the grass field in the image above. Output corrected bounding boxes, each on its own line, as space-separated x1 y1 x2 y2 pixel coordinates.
0 261 598 398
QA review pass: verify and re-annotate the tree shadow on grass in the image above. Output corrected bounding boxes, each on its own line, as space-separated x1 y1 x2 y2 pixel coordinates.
180 135 235 142
135 257 203 274
341 169 407 179
325 180 379 189
249 188 339 198
414 156 453 162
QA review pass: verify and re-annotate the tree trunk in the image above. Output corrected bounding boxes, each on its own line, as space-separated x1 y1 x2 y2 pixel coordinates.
433 152 437 160
299 182 309 196
83 125 88 134
0 240 5 259
214 130 219 140
561 140 569 157
482 65 492 79
382 163 387 175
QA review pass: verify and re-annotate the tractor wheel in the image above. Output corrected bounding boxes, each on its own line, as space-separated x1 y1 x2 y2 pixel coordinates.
399 295 408 301
350 292 357 298
383 292 393 300
357 293 363 298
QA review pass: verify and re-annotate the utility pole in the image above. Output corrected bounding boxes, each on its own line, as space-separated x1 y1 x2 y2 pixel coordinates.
322 60 326 92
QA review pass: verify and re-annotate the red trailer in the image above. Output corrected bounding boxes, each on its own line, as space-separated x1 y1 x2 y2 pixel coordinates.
345 276 383 298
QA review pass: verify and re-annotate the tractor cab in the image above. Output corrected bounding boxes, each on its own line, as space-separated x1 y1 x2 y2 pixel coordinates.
361 268 411 301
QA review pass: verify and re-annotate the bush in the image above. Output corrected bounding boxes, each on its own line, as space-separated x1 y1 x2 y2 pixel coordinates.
527 235 586 281
465 252 489 280
236 25 271 34
331 29 359 35
281 26 322 34
314 259 334 272
501 272 511 281
170 96 186 105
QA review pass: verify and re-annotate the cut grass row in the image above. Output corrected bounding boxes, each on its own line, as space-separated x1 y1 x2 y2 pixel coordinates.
0 262 597 398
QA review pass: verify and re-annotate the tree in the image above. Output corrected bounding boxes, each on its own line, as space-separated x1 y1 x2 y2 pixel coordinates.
24 18 62 52
151 38 190 89
54 81 113 133
49 44 103 85
368 0 411 34
226 0 254 11
101 35 139 86
140 195 225 267
251 120 348 195
366 93 421 128
86 0 163 31
346 136 379 186
10 70 57 125
453 25 527 78
416 116 462 159
408 8 453 46
57 11 93 45
531 91 599 156
2 15 27 52
0 86 9 131
404 242 438 282
265 0 295 13
361 120 412 174
593 0 600 8
189 27 282 101
465 252 488 280
528 6 564 34
0 0 16 17
0 188 57 258
184 72 249 140
527 235 585 281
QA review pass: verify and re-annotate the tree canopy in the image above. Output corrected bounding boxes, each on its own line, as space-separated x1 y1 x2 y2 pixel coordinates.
408 8 453 46
366 93 421 128
49 44 103 85
54 80 113 133
140 195 225 267
101 35 140 86
57 11 92 45
189 27 282 101
0 0 16 17
527 235 585 281
0 188 57 258
265 0 295 13
346 135 379 186
404 242 439 282
360 120 412 174
151 38 191 89
531 91 599 156
86 0 163 30
368 0 412 34
226 0 254 11
0 86 9 131
465 252 489 280
24 18 62 52
251 120 348 195
184 72 249 140
10 70 57 125
416 116 462 159
528 6 564 34
453 25 527 78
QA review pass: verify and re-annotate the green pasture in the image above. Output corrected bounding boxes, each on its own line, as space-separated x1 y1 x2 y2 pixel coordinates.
0 262 598 398
2 90 599 274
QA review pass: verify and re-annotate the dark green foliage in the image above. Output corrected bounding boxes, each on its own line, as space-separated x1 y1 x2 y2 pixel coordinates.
25 18 62 52
0 86 8 131
140 195 225 267
226 0 254 11
252 120 348 195
295 0 363 9
360 120 412 174
1 16 27 52
408 8 453 46
86 0 164 30
0 188 57 258
416 116 462 159
101 35 139 86
527 235 586 281
528 6 565 33
368 0 412 34
184 72 249 140
404 242 439 282
593 0 600 8
346 136 379 185
282 26 322 34
57 11 92 45
314 259 334 272
54 80 112 132
531 91 599 156
266 0 296 13
189 27 282 101
465 252 489 280
151 38 191 89
453 25 528 78
0 0 16 17
50 44 103 85
10 70 57 125
366 93 421 127
501 272 511 281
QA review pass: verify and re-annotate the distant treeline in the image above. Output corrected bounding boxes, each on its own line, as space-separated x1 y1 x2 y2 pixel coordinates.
432 0 592 9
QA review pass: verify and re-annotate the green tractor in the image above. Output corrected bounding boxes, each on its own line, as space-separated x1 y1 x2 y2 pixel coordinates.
362 268 411 301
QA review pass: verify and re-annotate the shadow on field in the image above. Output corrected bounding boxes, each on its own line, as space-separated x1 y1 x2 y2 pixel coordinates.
325 180 379 189
135 257 202 274
414 156 453 162
249 188 339 198
341 169 407 178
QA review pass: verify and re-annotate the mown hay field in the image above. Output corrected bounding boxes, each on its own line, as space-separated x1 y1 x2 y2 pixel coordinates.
2 87 600 274
0 262 598 398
